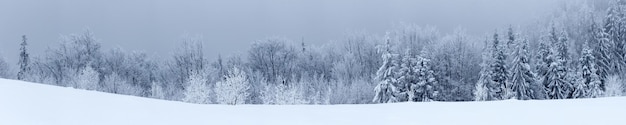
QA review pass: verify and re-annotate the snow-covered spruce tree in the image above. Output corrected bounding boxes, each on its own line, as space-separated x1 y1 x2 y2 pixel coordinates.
545 57 571 99
509 39 537 100
571 77 587 99
604 1 626 74
506 26 518 57
490 32 508 100
182 72 211 104
475 40 493 101
575 42 603 98
215 67 250 105
411 51 438 102
75 65 99 90
373 32 400 103
536 41 551 82
544 46 572 99
590 21 613 90
541 26 574 100
397 50 416 102
17 35 30 80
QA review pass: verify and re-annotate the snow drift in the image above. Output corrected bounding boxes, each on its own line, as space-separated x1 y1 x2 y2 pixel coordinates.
0 78 624 125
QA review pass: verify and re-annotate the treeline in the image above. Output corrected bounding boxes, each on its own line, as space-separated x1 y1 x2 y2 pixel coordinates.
1 0 625 104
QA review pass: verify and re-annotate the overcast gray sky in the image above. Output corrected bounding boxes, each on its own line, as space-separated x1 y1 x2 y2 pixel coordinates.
0 0 560 64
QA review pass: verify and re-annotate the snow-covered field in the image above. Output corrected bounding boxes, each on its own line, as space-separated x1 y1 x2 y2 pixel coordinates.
1 78 624 125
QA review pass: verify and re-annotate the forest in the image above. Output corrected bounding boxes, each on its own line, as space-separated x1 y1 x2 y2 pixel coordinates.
0 0 625 105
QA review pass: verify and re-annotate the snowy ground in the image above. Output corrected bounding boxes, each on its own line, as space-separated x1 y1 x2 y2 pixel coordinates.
1 78 625 125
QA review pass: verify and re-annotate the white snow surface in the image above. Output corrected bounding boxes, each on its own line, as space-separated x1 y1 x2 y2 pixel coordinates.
1 78 625 125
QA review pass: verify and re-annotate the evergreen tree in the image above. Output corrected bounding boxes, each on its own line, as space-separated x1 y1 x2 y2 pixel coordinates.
590 21 613 90
373 32 399 103
544 46 572 99
506 26 517 58
536 41 551 81
604 1 626 74
571 78 587 99
577 42 604 98
410 51 437 102
475 39 494 101
542 26 574 99
398 50 416 102
509 39 537 100
17 35 30 80
507 26 516 49
490 32 508 100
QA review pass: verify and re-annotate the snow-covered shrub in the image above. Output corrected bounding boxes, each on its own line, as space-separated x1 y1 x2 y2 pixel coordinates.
215 67 250 105
474 81 489 101
329 79 375 104
303 77 331 105
75 66 100 90
182 72 211 104
261 77 307 105
116 81 143 96
605 75 624 97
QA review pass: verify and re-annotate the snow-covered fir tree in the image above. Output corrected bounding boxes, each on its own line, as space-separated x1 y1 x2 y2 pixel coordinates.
509 39 537 100
604 1 626 75
18 35 30 80
410 51 437 102
506 26 518 58
490 32 508 100
182 72 211 104
576 41 603 98
590 21 613 90
397 50 416 101
544 46 572 99
571 78 587 99
536 41 551 81
215 67 250 105
475 41 493 101
373 32 400 103
542 26 574 99
545 55 571 99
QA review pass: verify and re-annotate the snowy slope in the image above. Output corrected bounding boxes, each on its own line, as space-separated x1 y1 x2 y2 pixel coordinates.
1 78 624 125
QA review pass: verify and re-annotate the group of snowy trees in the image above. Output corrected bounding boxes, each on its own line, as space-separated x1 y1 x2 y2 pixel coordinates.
2 0 625 105
476 28 546 101
372 33 437 103
475 1 626 101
